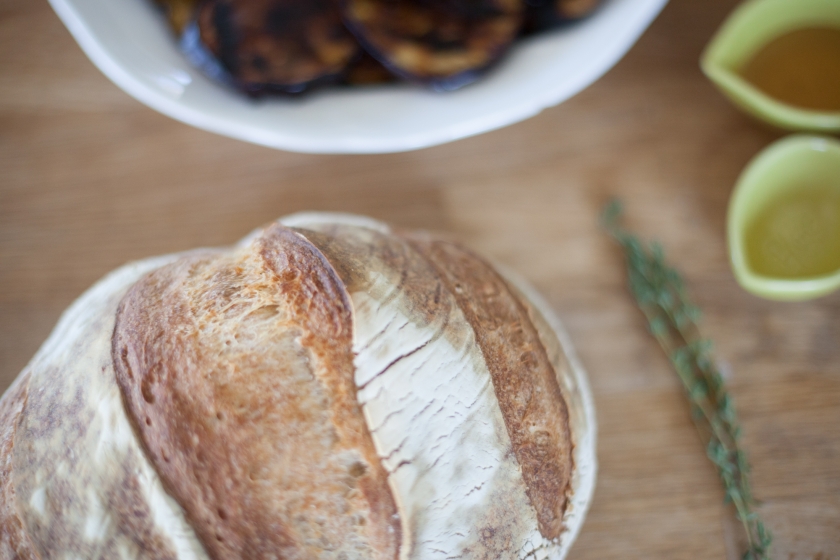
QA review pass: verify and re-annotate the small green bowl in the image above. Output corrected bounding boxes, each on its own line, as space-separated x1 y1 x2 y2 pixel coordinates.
728 135 840 301
701 0 840 132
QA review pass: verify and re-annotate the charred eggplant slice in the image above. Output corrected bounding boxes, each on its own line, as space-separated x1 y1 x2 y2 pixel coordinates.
524 0 602 32
340 0 523 91
343 51 398 85
154 0 199 34
191 0 362 95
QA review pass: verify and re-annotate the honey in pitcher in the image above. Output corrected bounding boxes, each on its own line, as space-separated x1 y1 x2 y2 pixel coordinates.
744 185 840 279
739 27 840 112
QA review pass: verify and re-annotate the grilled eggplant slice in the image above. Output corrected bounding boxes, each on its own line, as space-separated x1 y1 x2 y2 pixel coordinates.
524 0 602 32
155 0 199 34
343 51 397 85
192 0 362 95
340 0 523 91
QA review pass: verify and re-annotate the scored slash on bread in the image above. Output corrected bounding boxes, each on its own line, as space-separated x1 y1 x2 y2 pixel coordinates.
405 234 573 540
0 213 596 560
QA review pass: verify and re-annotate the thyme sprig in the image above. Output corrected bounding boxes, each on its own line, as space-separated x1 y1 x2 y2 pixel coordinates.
602 201 771 560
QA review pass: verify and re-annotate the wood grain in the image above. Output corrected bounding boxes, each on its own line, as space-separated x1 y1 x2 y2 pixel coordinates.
1 0 838 558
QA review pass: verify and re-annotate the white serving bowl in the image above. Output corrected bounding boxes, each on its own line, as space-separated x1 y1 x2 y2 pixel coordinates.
49 0 668 153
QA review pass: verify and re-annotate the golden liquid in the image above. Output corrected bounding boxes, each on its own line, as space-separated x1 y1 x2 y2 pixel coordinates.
739 27 840 111
745 185 840 279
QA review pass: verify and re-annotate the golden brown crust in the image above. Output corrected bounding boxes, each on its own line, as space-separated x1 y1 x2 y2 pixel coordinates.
404 235 574 541
0 373 39 560
259 226 402 558
113 224 400 560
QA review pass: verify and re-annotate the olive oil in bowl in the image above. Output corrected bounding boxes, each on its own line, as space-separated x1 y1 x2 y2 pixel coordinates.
701 0 840 132
728 135 840 300
744 184 840 279
739 27 840 113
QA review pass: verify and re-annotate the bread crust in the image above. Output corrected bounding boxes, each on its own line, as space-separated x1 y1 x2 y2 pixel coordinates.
0 373 38 560
113 224 400 560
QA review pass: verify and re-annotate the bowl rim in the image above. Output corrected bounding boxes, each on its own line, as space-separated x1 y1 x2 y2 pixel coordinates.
700 0 840 133
727 134 840 301
48 0 668 154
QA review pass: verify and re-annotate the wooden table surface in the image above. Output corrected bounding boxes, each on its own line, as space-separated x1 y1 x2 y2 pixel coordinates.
1 0 839 558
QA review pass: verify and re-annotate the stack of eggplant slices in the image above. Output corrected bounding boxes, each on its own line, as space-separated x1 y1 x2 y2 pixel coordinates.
155 0 602 95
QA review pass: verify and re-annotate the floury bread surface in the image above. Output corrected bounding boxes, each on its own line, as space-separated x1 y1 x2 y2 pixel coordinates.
0 213 596 560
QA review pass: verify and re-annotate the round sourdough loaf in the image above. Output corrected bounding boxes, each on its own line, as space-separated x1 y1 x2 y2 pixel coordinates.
0 213 596 560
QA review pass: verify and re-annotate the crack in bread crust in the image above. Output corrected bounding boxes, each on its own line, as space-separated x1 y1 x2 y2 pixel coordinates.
404 235 574 541
113 224 401 560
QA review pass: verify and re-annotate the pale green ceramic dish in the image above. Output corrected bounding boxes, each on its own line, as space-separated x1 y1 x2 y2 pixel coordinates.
701 0 840 132
728 135 840 300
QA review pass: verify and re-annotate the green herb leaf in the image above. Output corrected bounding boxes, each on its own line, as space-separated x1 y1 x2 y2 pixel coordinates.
603 200 771 560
